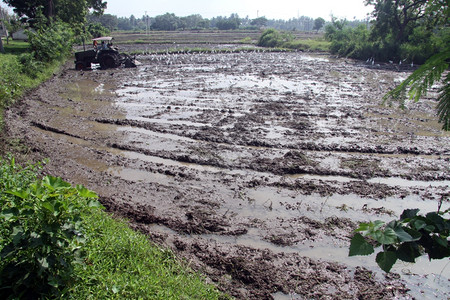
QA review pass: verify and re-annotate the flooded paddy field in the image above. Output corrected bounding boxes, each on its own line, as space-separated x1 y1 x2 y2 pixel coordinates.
5 48 449 299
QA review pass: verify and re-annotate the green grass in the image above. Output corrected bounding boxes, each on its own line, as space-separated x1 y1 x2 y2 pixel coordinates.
68 210 228 299
2 39 30 55
285 38 330 52
0 48 61 130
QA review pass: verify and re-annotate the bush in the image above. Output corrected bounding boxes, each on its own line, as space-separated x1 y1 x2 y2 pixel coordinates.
257 28 293 48
18 53 44 78
0 157 102 298
257 29 281 47
325 23 374 59
28 21 74 62
0 55 24 107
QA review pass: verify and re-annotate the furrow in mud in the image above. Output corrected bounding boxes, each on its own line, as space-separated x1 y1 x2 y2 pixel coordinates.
4 50 450 299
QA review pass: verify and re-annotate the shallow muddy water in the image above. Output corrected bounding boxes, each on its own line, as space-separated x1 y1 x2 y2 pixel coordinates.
6 50 449 299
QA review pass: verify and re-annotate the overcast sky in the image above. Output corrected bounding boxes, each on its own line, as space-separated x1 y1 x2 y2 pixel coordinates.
103 0 372 20
0 1 372 21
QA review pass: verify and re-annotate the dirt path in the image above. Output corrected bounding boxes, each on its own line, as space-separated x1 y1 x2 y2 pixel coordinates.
4 50 449 299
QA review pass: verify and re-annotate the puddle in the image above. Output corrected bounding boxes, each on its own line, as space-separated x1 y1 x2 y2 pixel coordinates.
368 177 450 188
64 79 115 101
242 186 448 221
108 166 173 185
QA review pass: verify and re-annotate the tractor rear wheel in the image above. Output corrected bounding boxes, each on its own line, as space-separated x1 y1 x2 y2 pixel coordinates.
75 62 85 70
100 54 118 69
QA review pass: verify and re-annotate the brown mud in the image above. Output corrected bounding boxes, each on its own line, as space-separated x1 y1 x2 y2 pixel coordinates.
4 49 449 299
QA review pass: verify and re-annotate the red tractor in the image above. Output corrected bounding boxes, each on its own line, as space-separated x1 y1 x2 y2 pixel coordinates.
74 37 136 70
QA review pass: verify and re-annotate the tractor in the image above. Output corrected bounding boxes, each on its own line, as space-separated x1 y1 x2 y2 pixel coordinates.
74 37 136 70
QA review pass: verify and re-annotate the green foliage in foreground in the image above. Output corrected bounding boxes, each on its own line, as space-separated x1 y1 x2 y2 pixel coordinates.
349 208 449 273
0 157 102 298
0 157 228 299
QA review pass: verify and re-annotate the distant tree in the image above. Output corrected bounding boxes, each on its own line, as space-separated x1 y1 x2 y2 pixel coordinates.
151 13 180 31
117 17 132 31
3 0 106 25
251 16 268 27
180 14 208 29
365 0 430 44
215 13 240 30
313 17 325 32
87 22 109 37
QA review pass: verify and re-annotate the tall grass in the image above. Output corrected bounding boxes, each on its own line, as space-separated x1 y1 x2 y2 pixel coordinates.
0 43 61 129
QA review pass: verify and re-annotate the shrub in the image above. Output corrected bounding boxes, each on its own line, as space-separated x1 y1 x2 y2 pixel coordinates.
28 21 74 62
0 157 102 298
18 53 44 78
0 55 23 106
257 29 281 47
257 28 294 48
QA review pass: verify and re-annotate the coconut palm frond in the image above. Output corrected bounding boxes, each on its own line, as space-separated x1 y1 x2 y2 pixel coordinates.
383 47 450 130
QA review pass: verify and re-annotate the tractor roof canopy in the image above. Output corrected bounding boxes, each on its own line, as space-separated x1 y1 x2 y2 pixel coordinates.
92 37 113 41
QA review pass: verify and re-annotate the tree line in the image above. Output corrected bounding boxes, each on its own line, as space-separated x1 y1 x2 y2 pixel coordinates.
87 12 334 32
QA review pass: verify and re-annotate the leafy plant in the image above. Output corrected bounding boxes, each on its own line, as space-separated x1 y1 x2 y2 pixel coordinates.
0 158 102 299
349 208 450 273
27 14 75 63
18 53 44 78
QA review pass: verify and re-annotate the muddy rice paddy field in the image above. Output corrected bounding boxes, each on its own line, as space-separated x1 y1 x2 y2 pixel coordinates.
5 44 450 299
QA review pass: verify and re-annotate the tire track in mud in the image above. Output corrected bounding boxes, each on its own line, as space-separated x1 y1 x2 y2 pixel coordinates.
4 52 450 299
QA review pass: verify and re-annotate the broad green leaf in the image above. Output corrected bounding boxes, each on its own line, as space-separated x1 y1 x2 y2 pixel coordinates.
426 212 446 231
355 222 370 233
396 242 421 263
349 233 374 256
393 226 416 242
433 235 448 248
76 185 98 199
403 228 422 241
88 200 103 208
38 257 49 269
412 219 427 230
372 220 385 231
0 208 19 221
11 226 25 246
376 251 397 273
427 235 450 259
43 175 72 190
41 201 55 213
424 225 435 232
400 209 419 220
5 189 30 200
373 227 397 245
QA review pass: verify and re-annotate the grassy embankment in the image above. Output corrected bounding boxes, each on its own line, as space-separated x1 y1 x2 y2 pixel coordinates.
110 30 330 54
0 40 61 129
0 40 228 299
